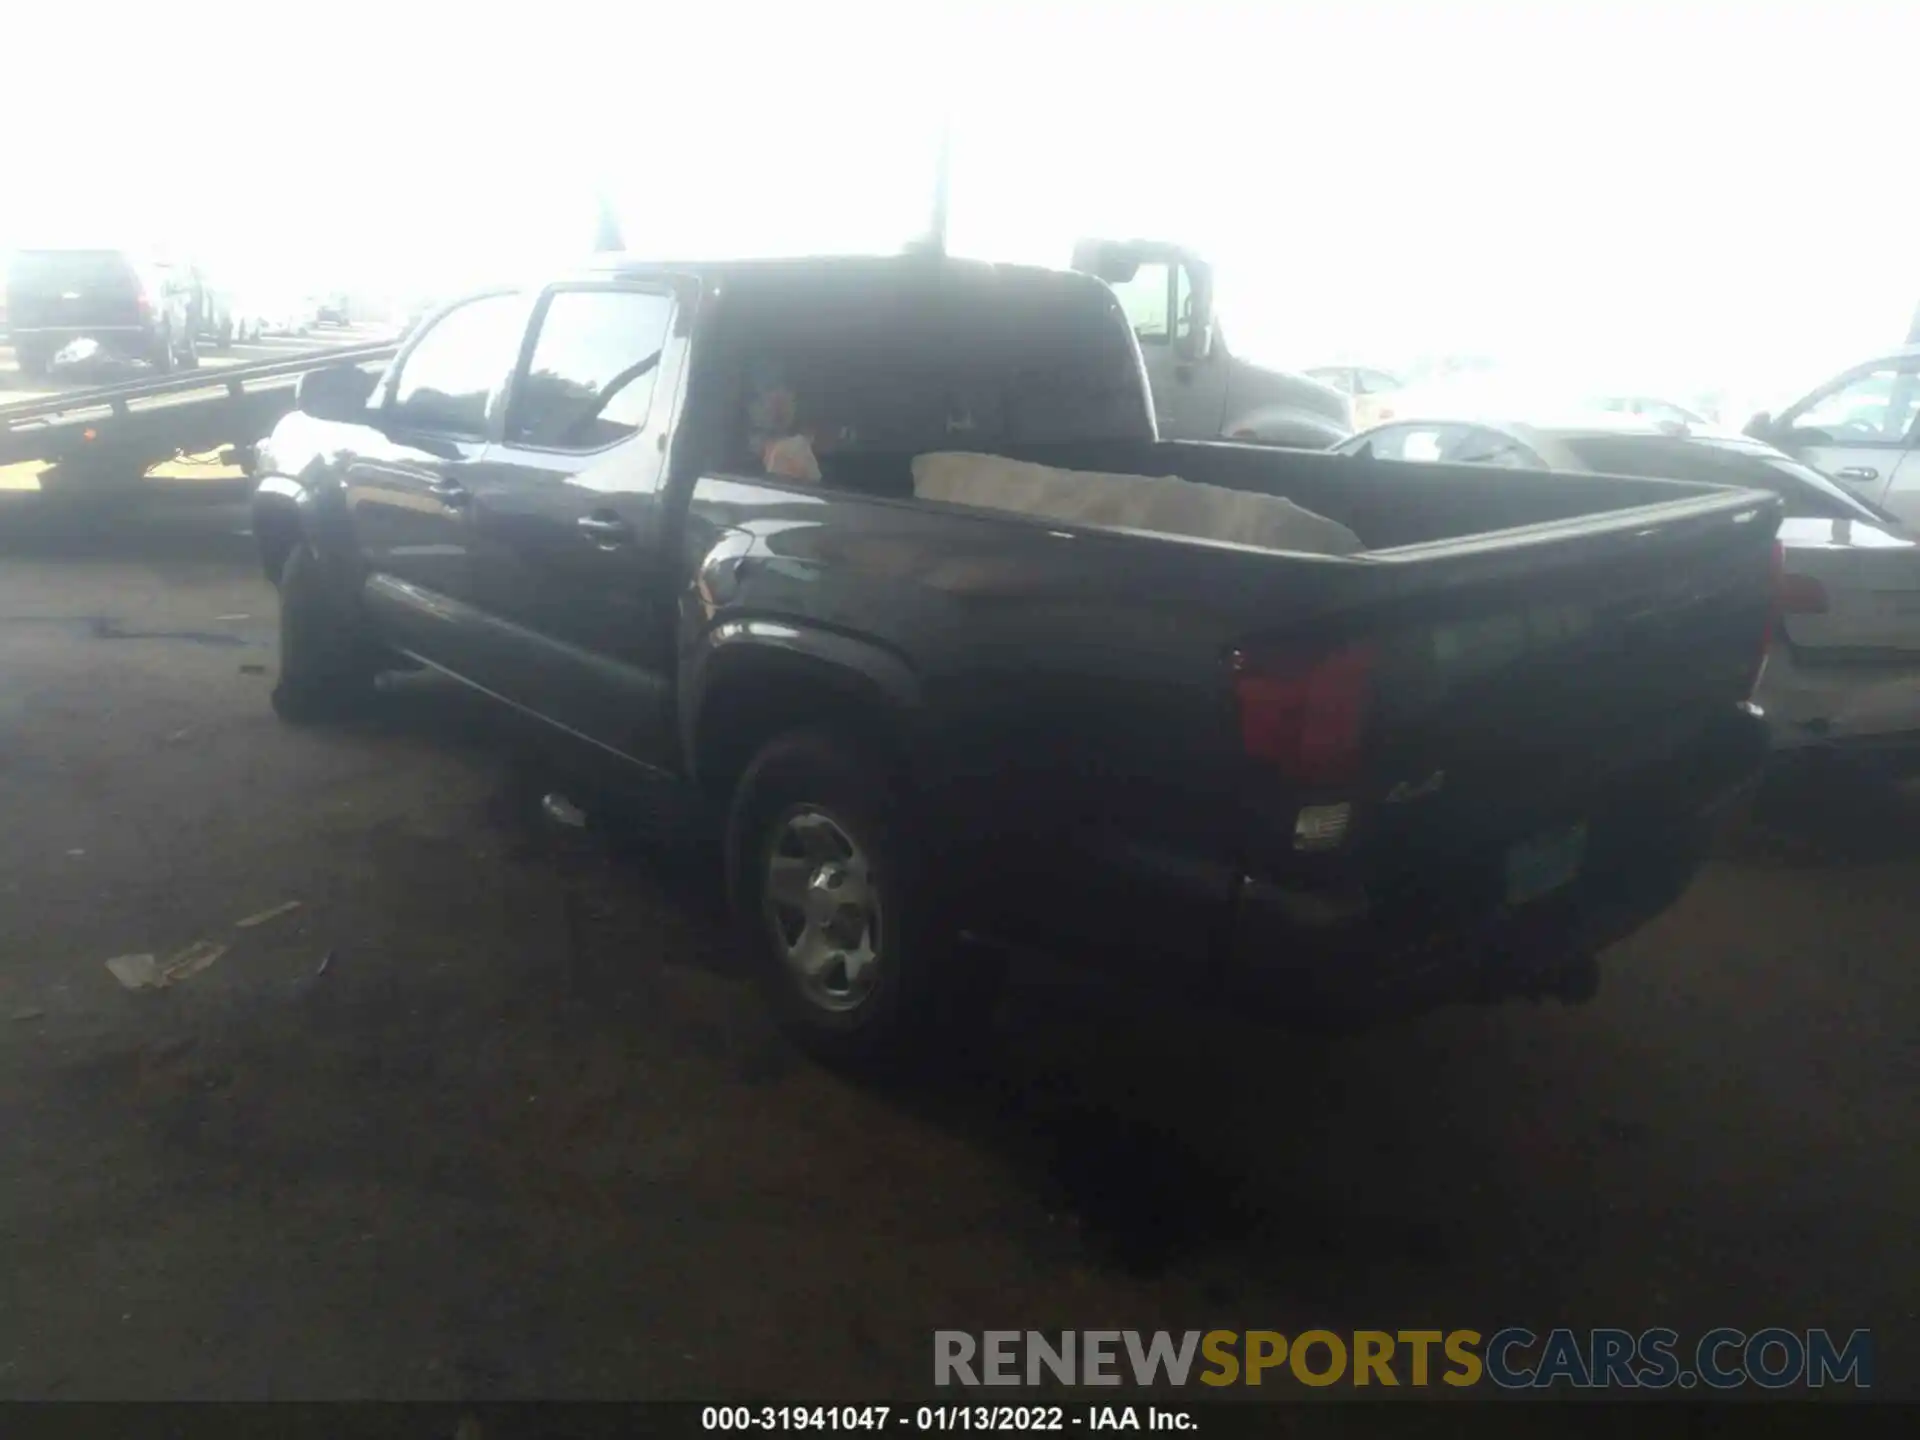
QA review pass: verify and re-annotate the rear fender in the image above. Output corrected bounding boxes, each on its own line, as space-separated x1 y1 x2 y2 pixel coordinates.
679 620 923 798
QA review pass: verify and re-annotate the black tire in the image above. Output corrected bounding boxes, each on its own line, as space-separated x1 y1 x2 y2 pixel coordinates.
270 543 379 724
179 325 200 370
151 326 175 375
16 345 50 378
725 728 1001 1072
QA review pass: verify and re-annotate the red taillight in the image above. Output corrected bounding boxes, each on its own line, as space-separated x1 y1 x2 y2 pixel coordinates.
1775 561 1828 615
136 291 151 317
1232 642 1376 786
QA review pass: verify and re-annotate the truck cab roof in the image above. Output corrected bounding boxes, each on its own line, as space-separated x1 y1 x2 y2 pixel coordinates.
571 251 1121 302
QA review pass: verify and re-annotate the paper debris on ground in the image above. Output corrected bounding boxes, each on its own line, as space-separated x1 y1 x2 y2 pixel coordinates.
235 900 302 929
316 948 334 977
541 793 588 828
216 614 250 622
10 1007 46 1022
106 954 160 990
158 940 227 986
238 663 267 675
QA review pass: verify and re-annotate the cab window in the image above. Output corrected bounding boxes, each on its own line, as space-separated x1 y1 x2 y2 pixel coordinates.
1785 364 1920 446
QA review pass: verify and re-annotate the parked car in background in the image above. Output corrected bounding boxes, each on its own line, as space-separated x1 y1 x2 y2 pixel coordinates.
190 266 237 350
237 293 321 338
1305 365 1406 429
314 293 350 326
1335 415 1920 769
3 248 198 374
1592 394 1710 426
1070 239 1353 446
1745 346 1920 531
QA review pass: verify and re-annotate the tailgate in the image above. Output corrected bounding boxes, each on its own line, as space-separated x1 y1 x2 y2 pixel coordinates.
1257 490 1780 878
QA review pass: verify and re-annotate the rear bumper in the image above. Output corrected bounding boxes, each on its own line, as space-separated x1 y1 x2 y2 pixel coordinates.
1218 704 1767 1023
1757 642 1920 753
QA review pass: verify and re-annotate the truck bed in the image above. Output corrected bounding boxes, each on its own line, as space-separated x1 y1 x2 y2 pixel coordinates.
812 437 1751 552
688 445 1778 973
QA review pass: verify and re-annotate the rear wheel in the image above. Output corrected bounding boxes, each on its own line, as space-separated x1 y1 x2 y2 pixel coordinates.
270 543 380 724
15 344 51 377
151 326 176 374
726 729 1002 1072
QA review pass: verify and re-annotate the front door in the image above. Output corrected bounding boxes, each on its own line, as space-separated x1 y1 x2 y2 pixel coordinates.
1771 355 1920 527
344 290 528 678
463 281 686 765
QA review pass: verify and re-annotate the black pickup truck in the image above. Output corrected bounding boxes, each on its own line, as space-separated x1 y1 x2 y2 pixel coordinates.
252 253 1778 1066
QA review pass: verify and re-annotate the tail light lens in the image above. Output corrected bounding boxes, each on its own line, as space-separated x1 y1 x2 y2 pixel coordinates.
1775 564 1829 615
1231 641 1376 786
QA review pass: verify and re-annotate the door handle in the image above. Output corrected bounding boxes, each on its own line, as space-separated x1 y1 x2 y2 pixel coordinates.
577 513 632 545
1835 466 1879 484
427 478 470 505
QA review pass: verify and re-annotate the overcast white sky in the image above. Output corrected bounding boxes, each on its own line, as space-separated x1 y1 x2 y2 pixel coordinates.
4 0 1916 405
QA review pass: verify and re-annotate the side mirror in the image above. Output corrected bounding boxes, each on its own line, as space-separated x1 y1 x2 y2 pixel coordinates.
1742 410 1774 440
296 363 377 423
1069 238 1142 285
1175 258 1215 362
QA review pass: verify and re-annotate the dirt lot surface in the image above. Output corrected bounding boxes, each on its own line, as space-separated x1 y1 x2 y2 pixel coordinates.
0 484 1914 1401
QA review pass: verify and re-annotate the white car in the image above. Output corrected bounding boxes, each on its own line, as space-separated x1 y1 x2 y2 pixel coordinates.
1334 414 1920 767
1746 346 1920 532
233 294 321 338
1591 394 1712 427
1303 365 1405 429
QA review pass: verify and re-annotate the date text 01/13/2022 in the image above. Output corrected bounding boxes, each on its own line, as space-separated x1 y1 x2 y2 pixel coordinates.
701 1407 1194 1432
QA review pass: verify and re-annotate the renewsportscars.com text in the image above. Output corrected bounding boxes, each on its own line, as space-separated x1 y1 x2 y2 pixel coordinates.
934 1328 1873 1391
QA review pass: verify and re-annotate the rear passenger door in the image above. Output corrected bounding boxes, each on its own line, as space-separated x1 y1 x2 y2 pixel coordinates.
464 281 687 763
